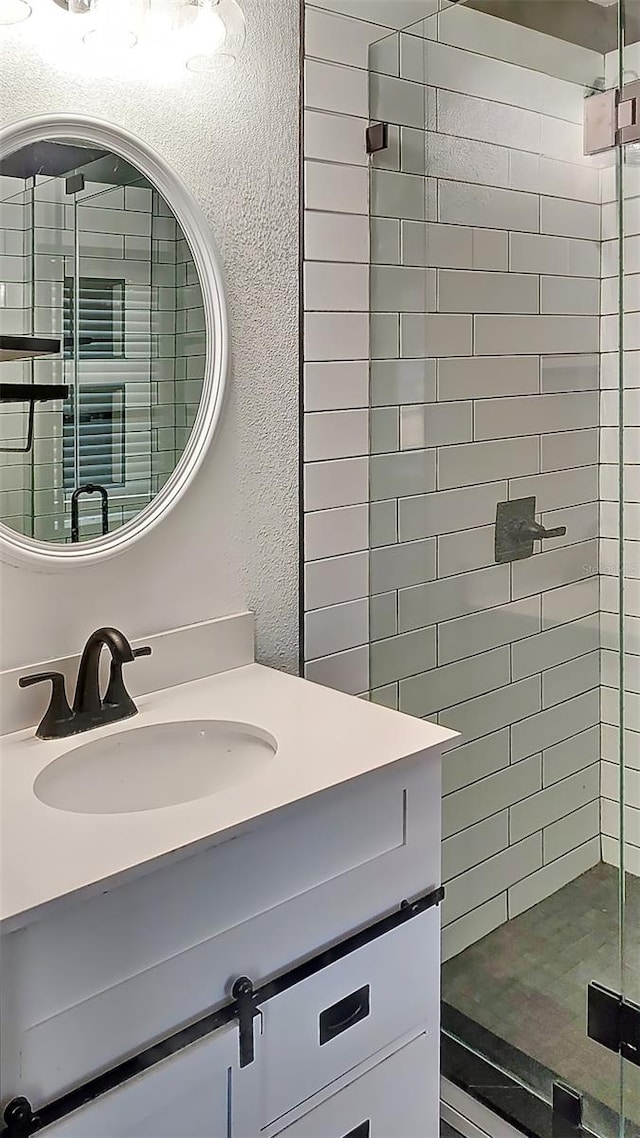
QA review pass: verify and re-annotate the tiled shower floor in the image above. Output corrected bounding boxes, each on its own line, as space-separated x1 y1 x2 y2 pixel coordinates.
442 863 640 1132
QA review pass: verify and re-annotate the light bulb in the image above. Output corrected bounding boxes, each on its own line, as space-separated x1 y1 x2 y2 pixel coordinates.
82 0 138 54
143 0 181 43
186 47 232 72
185 0 244 72
83 25 137 50
177 0 226 51
0 0 31 24
51 0 98 12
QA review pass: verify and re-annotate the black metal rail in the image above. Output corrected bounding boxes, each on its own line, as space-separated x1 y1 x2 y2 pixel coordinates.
2 885 444 1137
0 385 68 404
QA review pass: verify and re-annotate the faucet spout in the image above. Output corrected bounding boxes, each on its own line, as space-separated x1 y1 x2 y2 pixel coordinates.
73 627 135 718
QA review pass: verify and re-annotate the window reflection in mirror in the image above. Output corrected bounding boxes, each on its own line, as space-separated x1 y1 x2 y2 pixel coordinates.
0 139 205 543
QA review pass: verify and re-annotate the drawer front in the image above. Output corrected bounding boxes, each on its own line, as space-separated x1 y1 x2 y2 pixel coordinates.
272 1034 437 1138
262 906 439 1125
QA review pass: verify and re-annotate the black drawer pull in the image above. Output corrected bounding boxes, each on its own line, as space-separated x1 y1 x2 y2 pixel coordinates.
343 1123 370 1138
319 984 370 1045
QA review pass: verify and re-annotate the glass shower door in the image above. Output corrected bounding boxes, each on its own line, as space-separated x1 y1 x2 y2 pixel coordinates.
366 1 634 1133
618 6 640 1133
29 163 157 542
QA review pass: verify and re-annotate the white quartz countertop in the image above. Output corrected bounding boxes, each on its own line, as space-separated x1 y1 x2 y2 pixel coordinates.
0 663 456 931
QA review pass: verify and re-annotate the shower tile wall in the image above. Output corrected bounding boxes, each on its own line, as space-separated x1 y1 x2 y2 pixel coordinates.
600 45 640 882
302 2 606 956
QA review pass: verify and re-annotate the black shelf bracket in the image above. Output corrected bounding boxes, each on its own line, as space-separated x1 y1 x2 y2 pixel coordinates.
0 384 69 454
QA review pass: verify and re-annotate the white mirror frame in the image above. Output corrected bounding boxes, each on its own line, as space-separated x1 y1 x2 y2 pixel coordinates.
0 113 228 569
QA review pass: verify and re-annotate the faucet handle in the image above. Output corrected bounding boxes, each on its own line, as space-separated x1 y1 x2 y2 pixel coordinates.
104 645 152 719
19 672 75 740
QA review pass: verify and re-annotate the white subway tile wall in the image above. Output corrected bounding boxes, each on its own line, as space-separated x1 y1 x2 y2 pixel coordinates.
301 2 630 954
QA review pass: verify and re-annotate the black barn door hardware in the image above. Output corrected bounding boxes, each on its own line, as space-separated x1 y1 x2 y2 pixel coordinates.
587 982 640 1066
232 976 257 1067
1 885 444 1136
2 1101 39 1138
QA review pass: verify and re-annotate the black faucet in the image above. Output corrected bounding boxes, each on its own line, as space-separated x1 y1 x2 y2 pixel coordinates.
19 627 152 740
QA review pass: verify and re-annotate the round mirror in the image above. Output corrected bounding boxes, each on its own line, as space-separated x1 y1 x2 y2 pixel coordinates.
0 115 228 567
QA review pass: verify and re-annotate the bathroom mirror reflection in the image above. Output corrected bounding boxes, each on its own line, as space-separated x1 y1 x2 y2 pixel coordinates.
0 138 206 544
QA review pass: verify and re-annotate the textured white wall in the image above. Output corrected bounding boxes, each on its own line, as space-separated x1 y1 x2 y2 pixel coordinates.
0 0 300 673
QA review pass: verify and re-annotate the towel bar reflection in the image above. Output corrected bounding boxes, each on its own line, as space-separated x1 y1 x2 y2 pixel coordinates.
71 483 109 543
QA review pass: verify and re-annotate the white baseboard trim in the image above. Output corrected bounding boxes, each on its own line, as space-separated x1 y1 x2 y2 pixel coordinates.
441 1078 525 1138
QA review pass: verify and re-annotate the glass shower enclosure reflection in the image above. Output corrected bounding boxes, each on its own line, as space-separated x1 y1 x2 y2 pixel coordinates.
0 146 204 544
366 1 637 1134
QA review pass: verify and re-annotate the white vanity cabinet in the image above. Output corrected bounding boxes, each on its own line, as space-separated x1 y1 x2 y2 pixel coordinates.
1 751 444 1138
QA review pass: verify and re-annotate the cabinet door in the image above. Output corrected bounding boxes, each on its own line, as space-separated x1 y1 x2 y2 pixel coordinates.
37 1024 251 1138
272 1034 436 1138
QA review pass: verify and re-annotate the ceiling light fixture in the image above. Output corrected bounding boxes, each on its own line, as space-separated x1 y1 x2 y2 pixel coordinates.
0 0 32 24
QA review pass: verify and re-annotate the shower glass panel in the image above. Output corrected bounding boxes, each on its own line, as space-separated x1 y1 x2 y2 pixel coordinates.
58 169 182 542
367 1 634 1134
620 6 639 1135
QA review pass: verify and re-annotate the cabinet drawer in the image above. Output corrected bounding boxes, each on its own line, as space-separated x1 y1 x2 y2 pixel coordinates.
261 906 439 1125
272 1034 437 1137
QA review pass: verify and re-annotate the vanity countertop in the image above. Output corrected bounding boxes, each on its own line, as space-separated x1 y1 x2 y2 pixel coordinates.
0 664 456 931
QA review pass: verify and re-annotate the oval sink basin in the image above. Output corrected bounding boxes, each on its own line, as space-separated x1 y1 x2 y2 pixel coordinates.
33 720 277 815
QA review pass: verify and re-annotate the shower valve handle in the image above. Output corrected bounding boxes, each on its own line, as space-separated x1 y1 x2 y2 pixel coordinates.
512 520 567 541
